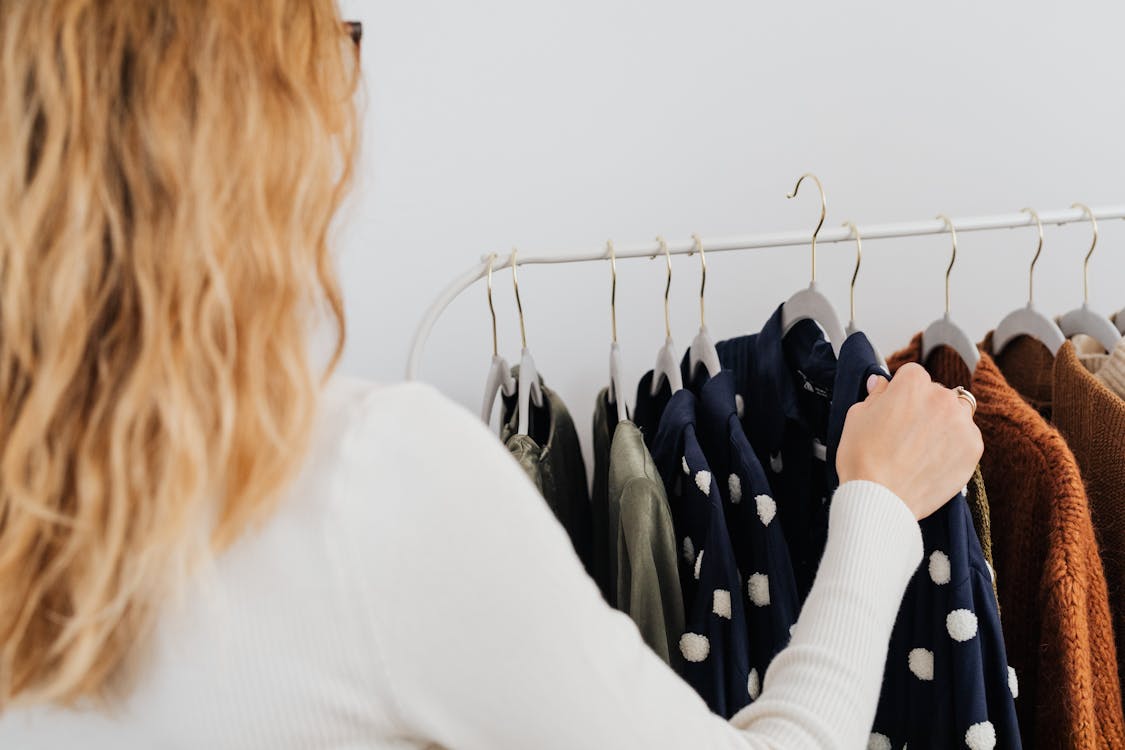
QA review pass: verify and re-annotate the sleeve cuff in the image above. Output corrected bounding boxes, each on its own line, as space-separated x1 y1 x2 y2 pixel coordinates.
824 480 924 594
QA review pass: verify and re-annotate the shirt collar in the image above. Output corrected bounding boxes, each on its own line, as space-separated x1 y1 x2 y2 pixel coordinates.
826 332 887 487
649 387 698 474
750 304 836 452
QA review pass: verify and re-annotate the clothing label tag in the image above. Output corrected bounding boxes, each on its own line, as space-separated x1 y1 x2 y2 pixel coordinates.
796 369 832 399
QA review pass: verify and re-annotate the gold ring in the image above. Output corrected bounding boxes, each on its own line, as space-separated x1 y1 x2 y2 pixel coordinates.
954 386 977 416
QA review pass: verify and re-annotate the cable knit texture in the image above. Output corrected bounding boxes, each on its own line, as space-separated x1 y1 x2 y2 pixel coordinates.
888 335 1125 750
989 335 1125 719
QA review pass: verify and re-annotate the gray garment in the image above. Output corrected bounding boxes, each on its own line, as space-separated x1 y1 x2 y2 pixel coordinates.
606 420 685 671
591 387 617 603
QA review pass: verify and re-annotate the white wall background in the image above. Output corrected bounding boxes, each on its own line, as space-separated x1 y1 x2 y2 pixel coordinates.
334 0 1125 457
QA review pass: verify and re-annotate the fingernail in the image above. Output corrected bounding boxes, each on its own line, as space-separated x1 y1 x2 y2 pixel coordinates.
866 374 879 393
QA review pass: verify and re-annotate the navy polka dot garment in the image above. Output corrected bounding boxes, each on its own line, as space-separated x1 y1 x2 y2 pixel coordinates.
686 368 801 698
647 382 751 718
716 306 1022 748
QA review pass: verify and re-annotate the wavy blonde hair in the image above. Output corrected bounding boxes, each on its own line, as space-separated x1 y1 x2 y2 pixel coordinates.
0 0 357 705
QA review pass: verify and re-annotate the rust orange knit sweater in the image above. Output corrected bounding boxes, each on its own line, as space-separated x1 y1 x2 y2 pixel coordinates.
989 335 1125 718
889 335 1125 749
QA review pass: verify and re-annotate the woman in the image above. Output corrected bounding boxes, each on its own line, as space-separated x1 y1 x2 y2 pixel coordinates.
0 2 982 748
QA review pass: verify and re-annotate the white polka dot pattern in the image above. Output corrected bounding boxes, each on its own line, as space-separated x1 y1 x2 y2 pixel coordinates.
928 550 951 585
694 550 704 581
755 494 776 526
867 733 892 750
908 648 934 681
712 589 731 619
1008 666 1019 698
682 456 690 475
735 393 745 418
728 474 742 504
747 668 761 700
679 633 710 663
946 609 979 642
694 470 712 495
964 720 996 750
747 573 770 607
682 537 695 566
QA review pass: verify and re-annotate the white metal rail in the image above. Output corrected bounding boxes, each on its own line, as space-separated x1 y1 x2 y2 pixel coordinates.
405 204 1125 380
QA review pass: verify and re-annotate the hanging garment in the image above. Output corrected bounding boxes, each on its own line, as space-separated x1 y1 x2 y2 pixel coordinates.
717 310 1020 748
634 370 674 449
648 386 751 718
501 372 593 575
828 341 1020 749
687 368 800 695
985 335 1125 713
591 387 618 602
966 466 997 584
889 335 1125 749
605 418 685 669
714 311 837 602
1077 336 1125 399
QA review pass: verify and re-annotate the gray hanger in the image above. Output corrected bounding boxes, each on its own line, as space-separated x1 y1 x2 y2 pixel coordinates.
510 249 544 436
921 215 981 373
606 241 629 423
480 253 517 425
991 208 1067 356
1056 203 1122 352
687 234 722 381
650 236 684 396
780 173 846 356
841 221 888 370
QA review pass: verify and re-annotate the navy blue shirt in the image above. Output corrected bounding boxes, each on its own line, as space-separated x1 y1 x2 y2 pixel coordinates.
647 379 750 718
718 307 1022 747
715 311 838 601
689 369 800 698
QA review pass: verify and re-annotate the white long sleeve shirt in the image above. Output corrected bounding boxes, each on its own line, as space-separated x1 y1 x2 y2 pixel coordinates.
0 376 923 749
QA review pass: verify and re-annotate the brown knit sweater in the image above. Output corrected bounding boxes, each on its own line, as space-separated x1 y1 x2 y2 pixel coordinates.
989 335 1125 720
889 335 1125 749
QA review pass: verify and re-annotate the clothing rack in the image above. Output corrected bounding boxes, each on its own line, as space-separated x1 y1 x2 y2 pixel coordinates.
405 203 1125 380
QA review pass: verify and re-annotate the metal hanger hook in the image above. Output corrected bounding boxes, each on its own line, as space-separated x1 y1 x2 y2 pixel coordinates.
842 221 862 324
936 214 958 317
1071 202 1098 305
486 253 500 356
787 173 827 285
692 233 706 329
657 236 672 339
608 240 618 344
510 248 528 349
1020 208 1045 306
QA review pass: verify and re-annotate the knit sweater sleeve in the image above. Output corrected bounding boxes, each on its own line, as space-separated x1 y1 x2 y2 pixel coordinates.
347 383 923 750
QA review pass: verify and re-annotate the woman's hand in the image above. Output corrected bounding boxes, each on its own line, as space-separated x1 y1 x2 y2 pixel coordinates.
836 363 984 520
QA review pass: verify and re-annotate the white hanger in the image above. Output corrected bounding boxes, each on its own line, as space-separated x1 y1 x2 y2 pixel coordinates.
650 236 684 396
921 215 981 373
991 208 1067 356
687 234 722 381
606 241 629 423
1118 310 1125 336
780 173 847 356
840 221 888 370
1056 203 1122 352
510 249 544 436
480 253 516 424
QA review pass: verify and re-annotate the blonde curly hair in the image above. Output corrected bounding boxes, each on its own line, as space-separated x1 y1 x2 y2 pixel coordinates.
0 0 357 705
